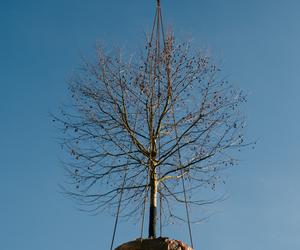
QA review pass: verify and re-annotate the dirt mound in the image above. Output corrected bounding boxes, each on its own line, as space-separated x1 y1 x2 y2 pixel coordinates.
115 237 193 250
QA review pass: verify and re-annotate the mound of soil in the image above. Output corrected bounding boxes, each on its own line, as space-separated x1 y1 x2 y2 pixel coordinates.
115 237 193 250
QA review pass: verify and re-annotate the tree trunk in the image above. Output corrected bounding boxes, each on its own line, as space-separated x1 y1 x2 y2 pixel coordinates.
148 169 158 238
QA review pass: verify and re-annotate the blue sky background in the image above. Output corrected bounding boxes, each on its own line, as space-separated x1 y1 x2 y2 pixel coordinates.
1 0 300 249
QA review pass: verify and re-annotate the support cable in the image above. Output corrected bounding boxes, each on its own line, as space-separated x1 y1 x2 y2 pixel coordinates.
140 2 161 238
111 1 170 246
171 105 194 248
110 113 139 249
110 167 128 250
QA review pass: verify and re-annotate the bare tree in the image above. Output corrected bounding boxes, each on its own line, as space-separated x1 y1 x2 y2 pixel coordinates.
54 1 246 240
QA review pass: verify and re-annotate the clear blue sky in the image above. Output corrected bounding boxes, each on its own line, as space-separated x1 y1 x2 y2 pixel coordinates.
1 0 300 249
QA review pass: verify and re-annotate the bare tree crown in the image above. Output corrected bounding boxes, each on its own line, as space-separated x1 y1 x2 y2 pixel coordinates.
54 33 246 228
